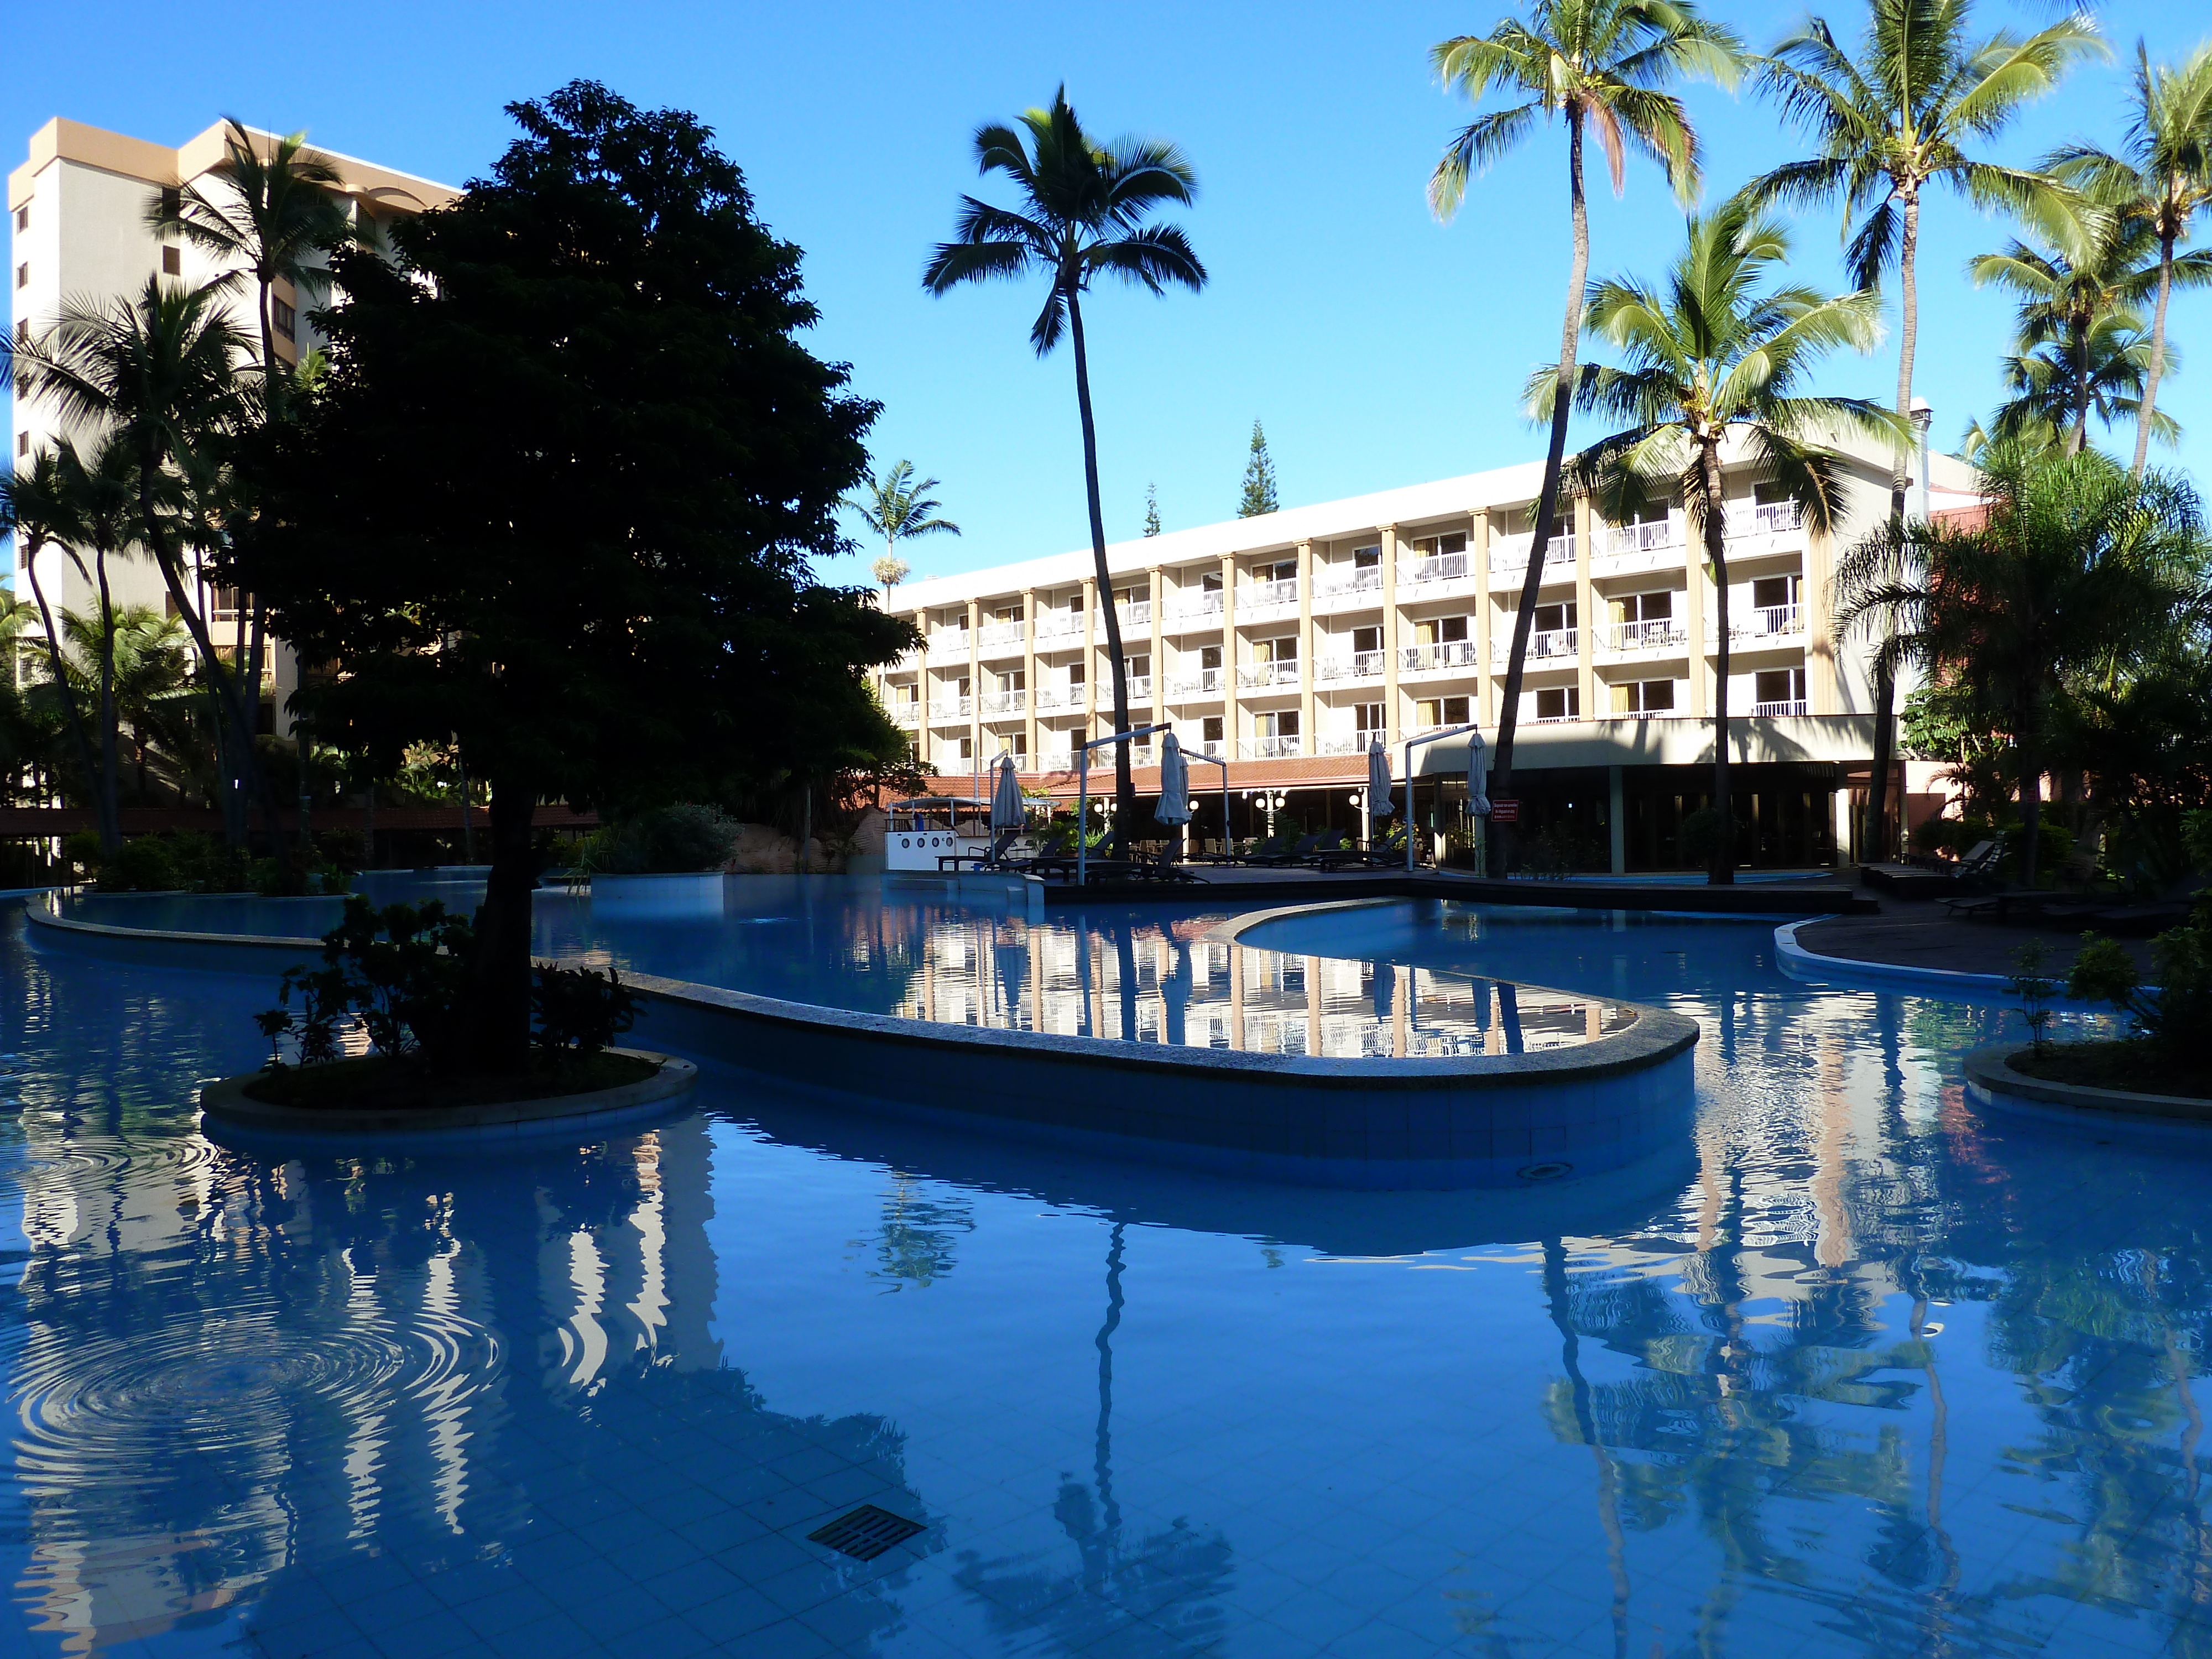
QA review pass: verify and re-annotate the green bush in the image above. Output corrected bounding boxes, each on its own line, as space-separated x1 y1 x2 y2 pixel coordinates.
98 837 180 893
60 830 103 881
531 963 639 1069
578 804 738 874
2068 924 2212 1062
259 896 474 1070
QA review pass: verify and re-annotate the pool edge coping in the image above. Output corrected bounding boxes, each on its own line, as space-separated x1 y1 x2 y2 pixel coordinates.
1963 1042 2212 1123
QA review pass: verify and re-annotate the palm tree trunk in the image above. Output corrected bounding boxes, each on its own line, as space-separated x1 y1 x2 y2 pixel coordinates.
21 543 112 854
1066 289 1137 854
1703 442 1734 885
2135 232 2176 477
462 769 539 1073
2018 731 2042 890
1489 106 1589 875
93 547 122 857
1867 190 1922 868
2068 315 2090 456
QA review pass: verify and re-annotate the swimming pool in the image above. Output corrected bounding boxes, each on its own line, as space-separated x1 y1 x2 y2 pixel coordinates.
6 880 2206 1657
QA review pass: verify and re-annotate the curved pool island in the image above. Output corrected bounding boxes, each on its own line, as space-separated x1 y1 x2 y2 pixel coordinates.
25 884 1698 1189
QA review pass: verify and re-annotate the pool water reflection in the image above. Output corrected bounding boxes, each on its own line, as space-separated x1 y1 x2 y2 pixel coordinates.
9 889 2212 1657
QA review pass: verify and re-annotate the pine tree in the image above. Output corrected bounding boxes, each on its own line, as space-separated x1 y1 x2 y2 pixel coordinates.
1238 420 1278 517
1143 482 1162 536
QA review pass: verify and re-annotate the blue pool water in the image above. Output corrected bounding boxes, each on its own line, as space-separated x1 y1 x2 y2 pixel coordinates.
7 881 2209 1657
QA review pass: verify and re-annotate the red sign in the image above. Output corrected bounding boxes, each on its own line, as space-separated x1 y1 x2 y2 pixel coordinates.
1488 799 1520 823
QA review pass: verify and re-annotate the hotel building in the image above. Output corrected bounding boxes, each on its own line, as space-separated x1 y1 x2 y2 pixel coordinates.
875 429 1983 872
7 117 455 730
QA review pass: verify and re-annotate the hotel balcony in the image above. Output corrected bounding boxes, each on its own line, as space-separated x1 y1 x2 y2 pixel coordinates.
1241 734 1305 759
1116 599 1152 629
979 688 1027 716
1602 618 1689 653
1034 612 1084 645
1398 551 1479 595
1399 640 1481 675
927 697 972 722
1239 578 1299 619
1033 685 1085 712
1237 660 1301 690
1313 567 1383 609
1591 519 1684 576
1728 500 1805 544
978 620 1026 656
1491 627 1578 665
1488 529 1576 575
931 628 969 656
1314 650 1384 683
890 701 921 725
1167 666 1225 697
1719 603 1804 642
1165 591 1224 628
1317 733 1392 755
1752 698 1810 717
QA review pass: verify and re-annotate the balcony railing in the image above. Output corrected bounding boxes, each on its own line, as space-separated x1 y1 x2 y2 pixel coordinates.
1606 618 1687 651
1315 650 1384 681
931 629 969 655
926 697 972 721
1531 709 1581 724
1734 603 1803 639
890 701 921 724
1034 612 1084 643
1034 686 1084 712
1242 734 1305 759
1752 698 1809 717
1167 591 1224 623
1399 640 1480 673
1125 675 1153 700
1595 519 1680 557
1400 552 1474 587
1749 500 1803 535
1318 733 1392 755
1492 627 1578 664
1167 667 1225 696
979 620 1026 649
1241 578 1298 612
1314 567 1383 603
979 689 1027 715
1116 600 1152 629
1237 660 1300 689
1488 529 1577 571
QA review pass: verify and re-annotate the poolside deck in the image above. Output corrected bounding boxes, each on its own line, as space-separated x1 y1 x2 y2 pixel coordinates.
1036 865 1876 915
1795 891 2159 977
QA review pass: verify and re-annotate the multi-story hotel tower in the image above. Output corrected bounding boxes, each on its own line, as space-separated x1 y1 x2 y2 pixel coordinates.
875 428 1983 872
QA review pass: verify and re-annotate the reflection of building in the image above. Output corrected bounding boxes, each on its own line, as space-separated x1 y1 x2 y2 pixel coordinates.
10 1114 927 1652
877 431 1985 867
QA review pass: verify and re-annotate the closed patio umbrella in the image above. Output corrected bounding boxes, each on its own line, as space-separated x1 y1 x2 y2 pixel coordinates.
1366 741 1394 821
1154 732 1192 862
990 754 1026 834
1465 731 1490 817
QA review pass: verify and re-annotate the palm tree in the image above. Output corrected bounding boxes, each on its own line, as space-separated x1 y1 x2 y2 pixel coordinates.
847 460 960 594
1547 202 1905 881
1429 1 1740 872
0 455 109 845
53 436 152 844
1834 444 2203 886
925 88 1205 840
1989 311 2177 457
147 118 353 398
2049 41 2212 476
1744 0 2105 859
1968 207 2206 456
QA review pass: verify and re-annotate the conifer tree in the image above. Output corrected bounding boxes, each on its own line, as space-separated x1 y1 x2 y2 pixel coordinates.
1238 420 1277 517
1143 482 1162 536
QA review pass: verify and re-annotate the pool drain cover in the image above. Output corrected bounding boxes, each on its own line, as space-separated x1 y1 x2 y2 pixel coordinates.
1518 1161 1573 1182
808 1504 925 1561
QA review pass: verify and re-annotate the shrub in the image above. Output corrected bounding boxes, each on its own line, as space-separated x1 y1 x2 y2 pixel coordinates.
531 963 639 1065
60 830 103 881
97 837 180 893
2006 939 2061 1056
577 803 738 874
2068 924 2212 1062
259 896 474 1072
1678 807 1722 867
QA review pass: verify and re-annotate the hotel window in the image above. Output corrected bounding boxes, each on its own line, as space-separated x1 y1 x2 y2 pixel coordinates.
1619 679 1675 713
1410 531 1467 557
1202 716 1223 746
997 669 1024 693
1004 733 1027 759
1535 686 1580 721
13 321 24 345
273 297 297 341
1751 574 1801 610
1068 660 1084 687
1352 544 1380 570
1354 702 1385 735
15 264 26 290
1200 644 1221 672
1123 654 1150 682
956 675 971 697
958 736 973 761
162 247 181 276
1530 601 1576 633
992 604 1020 624
1755 667 1808 709
1352 625 1380 655
1255 710 1300 738
14 205 25 232
1201 570 1223 592
1254 559 1296 583
15 432 26 458
1113 583 1148 606
1417 696 1471 728
1619 590 1672 623
160 187 181 221
1415 615 1468 646
1256 635 1296 663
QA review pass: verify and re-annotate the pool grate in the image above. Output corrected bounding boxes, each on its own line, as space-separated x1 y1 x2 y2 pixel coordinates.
808 1504 926 1562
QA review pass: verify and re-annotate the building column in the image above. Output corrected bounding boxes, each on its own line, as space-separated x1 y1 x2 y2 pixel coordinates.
1082 576 1098 740
966 597 983 780
1472 510 1493 726
1147 564 1165 732
1021 587 1039 769
1220 553 1238 758
1608 764 1626 875
1380 524 1401 739
1806 525 1838 715
913 607 931 764
1683 537 1708 718
1295 539 1315 756
1573 494 1596 722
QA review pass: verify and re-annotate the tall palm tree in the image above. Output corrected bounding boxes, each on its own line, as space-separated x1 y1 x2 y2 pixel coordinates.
2049 41 2212 477
1989 311 2178 457
847 460 961 594
0 455 109 846
15 279 290 857
1969 207 2205 455
925 88 1205 839
1546 202 1905 881
53 436 152 845
1429 1 1740 873
1834 444 2203 885
147 118 353 399
1744 0 2105 859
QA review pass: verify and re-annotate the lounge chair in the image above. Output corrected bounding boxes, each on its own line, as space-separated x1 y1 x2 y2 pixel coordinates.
939 828 1020 873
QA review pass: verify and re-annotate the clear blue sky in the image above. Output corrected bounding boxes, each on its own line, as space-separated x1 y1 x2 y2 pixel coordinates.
8 2 2208 581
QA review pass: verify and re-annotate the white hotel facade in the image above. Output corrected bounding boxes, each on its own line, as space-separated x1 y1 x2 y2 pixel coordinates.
878 430 1981 872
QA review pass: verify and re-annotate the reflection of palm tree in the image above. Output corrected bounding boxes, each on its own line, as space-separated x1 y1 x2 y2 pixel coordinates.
870 1171 976 1291
954 1222 1234 1654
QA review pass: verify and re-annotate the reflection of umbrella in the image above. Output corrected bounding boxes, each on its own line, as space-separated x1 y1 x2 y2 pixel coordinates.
1153 734 1192 826
990 754 1026 832
1366 742 1394 819
1467 731 1491 817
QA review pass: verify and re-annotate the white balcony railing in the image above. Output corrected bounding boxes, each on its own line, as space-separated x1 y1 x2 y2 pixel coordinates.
927 697 972 721
1243 734 1305 759
1167 591 1224 624
1735 603 1803 639
1607 618 1687 652
1400 552 1475 587
1167 667 1225 697
1531 709 1580 724
1489 530 1577 572
1315 567 1383 603
1318 733 1392 755
1242 578 1298 612
1034 686 1083 712
1745 500 1803 535
1116 600 1152 629
1237 660 1301 689
1752 698 1809 718
890 701 921 725
979 620 1026 649
1596 519 1680 557
1399 640 1481 674
979 689 1027 715
1033 612 1083 643
932 629 970 655
1125 675 1153 700
1492 627 1578 664
1315 651 1384 682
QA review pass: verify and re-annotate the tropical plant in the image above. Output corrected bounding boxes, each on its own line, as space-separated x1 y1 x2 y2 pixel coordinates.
1834 444 2205 885
1429 0 1740 871
847 460 961 585
1744 0 2105 855
2049 41 2212 476
1547 201 1903 881
1143 482 1161 537
147 117 354 398
233 82 911 1073
924 87 1206 846
1987 311 2176 457
0 453 107 843
1238 419 1278 517
51 435 156 844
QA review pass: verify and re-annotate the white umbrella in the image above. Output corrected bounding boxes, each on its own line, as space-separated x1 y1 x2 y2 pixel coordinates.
1366 740 1394 820
990 754 1026 833
1466 730 1491 817
1154 733 1192 826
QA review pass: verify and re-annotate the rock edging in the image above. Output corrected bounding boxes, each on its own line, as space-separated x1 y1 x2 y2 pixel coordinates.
1962 1042 2212 1124
200 1047 697 1136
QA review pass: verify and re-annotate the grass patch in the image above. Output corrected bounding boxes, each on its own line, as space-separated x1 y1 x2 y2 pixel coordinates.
244 1050 660 1112
2010 1039 2212 1102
